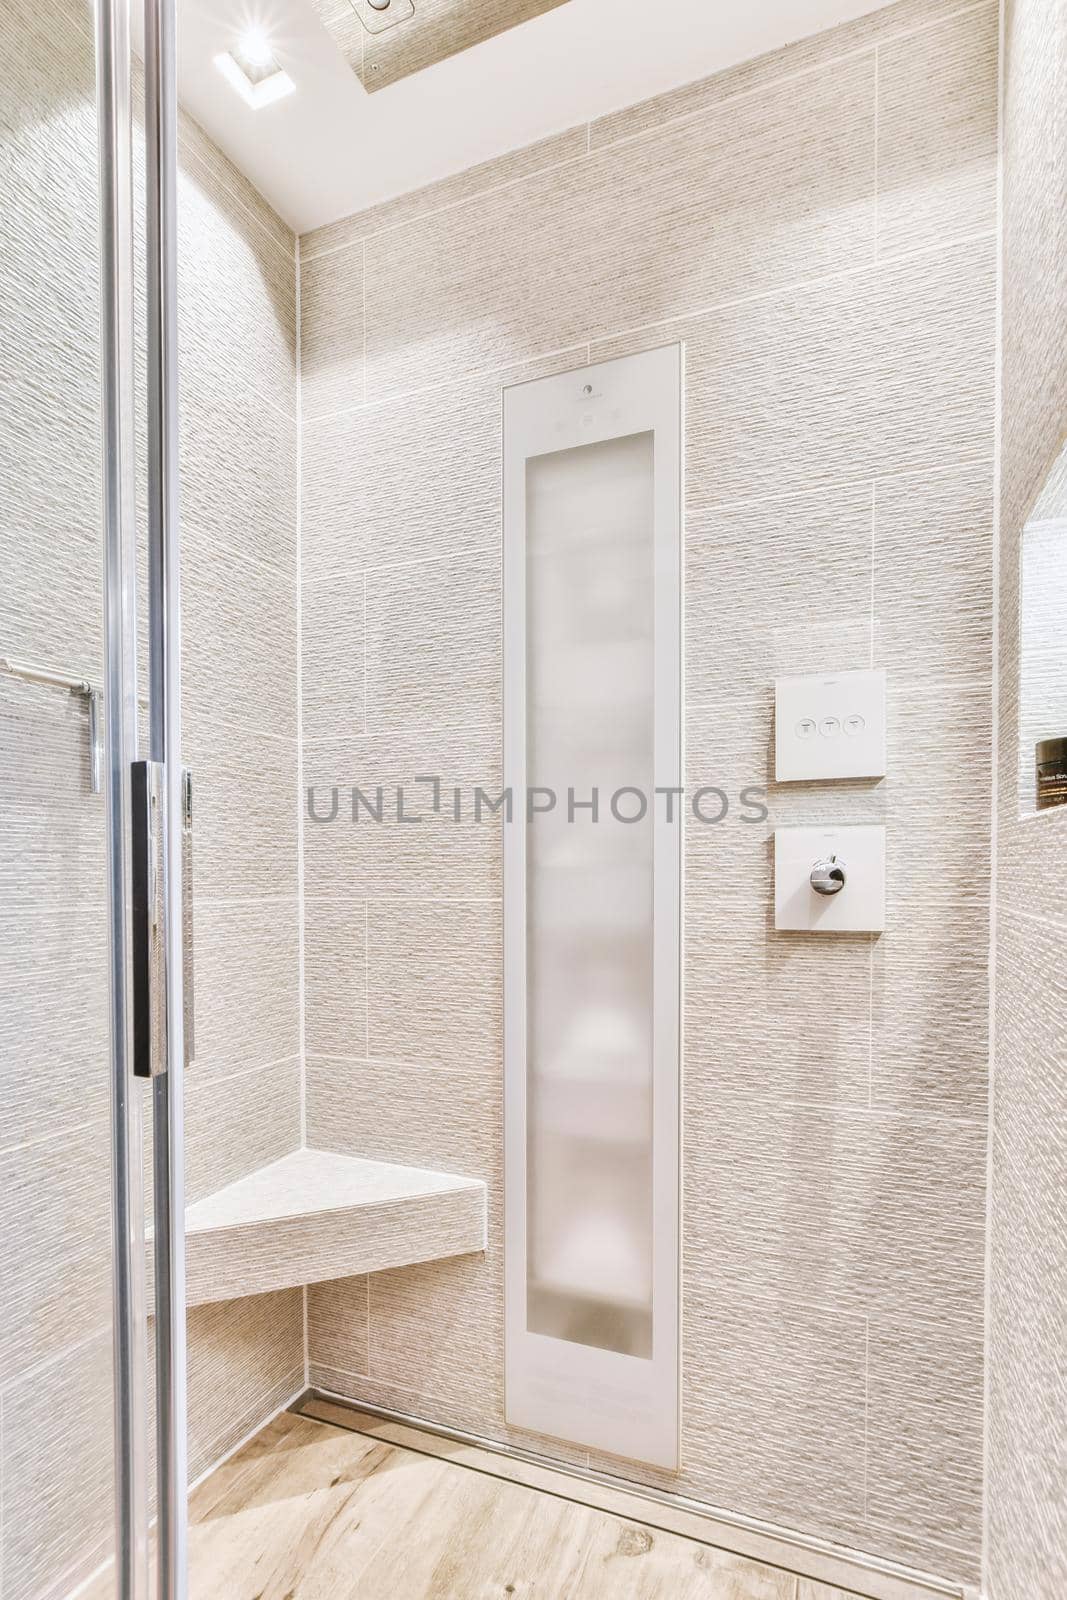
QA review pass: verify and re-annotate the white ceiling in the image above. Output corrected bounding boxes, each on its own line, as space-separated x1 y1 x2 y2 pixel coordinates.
171 0 896 236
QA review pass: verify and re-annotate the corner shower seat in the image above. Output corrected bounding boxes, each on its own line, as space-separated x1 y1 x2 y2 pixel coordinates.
147 1147 487 1308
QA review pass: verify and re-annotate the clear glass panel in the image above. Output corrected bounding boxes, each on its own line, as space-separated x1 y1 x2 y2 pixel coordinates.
0 0 122 1592
525 431 656 1359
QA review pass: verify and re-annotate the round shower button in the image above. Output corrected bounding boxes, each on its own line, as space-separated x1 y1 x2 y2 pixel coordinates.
795 718 817 739
819 716 841 737
844 713 866 736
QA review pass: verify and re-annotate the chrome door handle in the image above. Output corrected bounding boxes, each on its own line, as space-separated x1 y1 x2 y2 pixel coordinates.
181 766 194 1067
131 762 194 1076
131 759 167 1077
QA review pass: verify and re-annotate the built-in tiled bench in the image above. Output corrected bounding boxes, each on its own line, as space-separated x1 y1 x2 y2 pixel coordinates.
148 1148 487 1307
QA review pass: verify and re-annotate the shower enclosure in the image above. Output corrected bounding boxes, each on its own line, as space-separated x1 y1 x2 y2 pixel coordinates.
4 0 1047 1593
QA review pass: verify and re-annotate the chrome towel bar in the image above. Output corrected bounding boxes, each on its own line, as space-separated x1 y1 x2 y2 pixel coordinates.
0 654 103 792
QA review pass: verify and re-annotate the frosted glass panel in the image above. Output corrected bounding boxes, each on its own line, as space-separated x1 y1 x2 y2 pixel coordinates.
525 432 655 1359
504 344 680 1468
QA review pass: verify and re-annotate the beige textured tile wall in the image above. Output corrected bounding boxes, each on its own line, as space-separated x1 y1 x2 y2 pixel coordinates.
988 0 1067 1594
141 1289 305 1519
1 1334 115 1600
355 58 878 401
184 1290 305 1482
298 0 998 1584
0 4 302 1593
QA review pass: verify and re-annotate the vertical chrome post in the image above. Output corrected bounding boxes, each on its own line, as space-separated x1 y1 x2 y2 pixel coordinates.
144 0 188 1592
96 0 150 1592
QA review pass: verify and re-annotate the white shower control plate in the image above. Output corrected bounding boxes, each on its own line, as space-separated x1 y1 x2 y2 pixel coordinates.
775 825 886 932
775 668 887 780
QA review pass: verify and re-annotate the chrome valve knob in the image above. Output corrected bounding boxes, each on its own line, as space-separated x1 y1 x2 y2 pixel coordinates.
810 855 846 896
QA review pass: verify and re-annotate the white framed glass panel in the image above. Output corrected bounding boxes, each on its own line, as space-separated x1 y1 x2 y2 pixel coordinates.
503 345 682 1469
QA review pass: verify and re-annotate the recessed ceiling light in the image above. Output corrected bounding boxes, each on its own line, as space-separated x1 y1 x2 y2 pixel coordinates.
235 23 276 70
214 25 294 108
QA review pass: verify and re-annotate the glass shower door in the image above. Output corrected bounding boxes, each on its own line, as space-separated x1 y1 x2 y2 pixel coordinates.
0 0 187 1594
0 0 145 1594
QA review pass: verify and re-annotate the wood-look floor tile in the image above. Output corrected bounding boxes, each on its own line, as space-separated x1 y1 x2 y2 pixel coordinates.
95 1409 818 1600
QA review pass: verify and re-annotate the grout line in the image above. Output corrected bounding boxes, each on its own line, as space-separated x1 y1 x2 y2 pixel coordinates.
220 377 298 427
873 44 880 259
187 1052 301 1092
303 452 995 592
184 369 298 427
587 228 997 356
999 903 1067 931
179 136 297 270
302 1051 988 1127
687 674 994 715
868 940 875 1112
303 1283 310 1389
303 542 499 585
194 1365 305 1469
362 239 368 405
364 899 371 1056
300 0 993 263
587 0 994 158
302 340 590 424
302 894 501 908
870 480 877 668
37 1536 113 1600
362 571 369 733
684 452 996 518
301 229 997 426
191 1374 307 1494
301 717 501 744
182 519 297 586
862 1315 871 1521
294 230 312 1385
302 148 590 261
194 893 299 908
0 1118 104 1159
0 1322 110 1397
305 1050 496 1075
189 708 299 744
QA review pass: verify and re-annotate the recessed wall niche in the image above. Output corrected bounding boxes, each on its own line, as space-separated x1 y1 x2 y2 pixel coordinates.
1019 435 1067 816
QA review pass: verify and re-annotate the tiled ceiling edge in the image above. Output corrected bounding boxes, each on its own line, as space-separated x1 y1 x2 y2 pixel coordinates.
309 0 572 93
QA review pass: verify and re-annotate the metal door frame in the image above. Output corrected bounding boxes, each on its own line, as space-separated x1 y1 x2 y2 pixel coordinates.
143 0 189 1593
97 0 188 1592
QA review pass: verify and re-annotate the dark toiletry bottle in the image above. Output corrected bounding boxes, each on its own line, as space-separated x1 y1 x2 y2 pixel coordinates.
1036 737 1067 811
